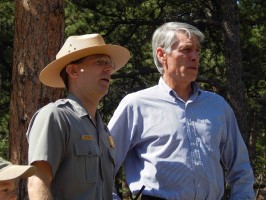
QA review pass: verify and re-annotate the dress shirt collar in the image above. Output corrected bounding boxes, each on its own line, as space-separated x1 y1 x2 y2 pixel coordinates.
158 77 201 102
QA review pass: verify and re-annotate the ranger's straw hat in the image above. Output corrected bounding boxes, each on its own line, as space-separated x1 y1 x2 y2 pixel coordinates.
39 33 130 88
0 157 36 181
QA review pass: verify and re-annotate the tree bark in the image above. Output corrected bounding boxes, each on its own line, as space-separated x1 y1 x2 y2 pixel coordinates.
9 0 64 199
220 0 251 147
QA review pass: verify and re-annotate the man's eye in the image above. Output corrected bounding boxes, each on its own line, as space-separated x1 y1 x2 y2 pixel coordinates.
180 48 190 52
1 189 9 193
95 58 116 69
96 59 103 64
96 58 106 65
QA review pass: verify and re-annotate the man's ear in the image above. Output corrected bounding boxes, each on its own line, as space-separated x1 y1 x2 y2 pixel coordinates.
66 64 79 78
156 47 166 64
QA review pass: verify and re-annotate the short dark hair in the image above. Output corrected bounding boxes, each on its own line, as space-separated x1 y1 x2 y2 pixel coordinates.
60 67 68 89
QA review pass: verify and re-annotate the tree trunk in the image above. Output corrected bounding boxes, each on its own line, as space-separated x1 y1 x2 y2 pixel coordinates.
220 0 251 146
9 0 64 199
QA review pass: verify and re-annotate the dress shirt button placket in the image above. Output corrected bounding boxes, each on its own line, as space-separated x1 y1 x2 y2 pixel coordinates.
186 118 197 169
186 107 205 199
190 115 206 199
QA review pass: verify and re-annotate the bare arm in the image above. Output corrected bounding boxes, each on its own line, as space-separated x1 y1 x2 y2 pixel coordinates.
28 161 53 200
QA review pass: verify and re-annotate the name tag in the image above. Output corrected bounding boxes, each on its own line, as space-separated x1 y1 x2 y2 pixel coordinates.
81 135 93 140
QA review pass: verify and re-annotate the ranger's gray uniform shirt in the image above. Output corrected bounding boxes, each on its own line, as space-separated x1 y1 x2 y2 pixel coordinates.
27 94 115 200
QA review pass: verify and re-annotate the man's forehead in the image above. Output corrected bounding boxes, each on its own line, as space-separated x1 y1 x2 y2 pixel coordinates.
175 32 201 46
83 54 111 60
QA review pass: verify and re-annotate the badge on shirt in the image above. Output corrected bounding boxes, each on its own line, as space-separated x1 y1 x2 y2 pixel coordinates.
108 136 115 149
81 135 93 141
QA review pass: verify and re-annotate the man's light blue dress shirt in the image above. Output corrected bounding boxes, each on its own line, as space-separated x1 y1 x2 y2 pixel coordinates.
108 78 255 200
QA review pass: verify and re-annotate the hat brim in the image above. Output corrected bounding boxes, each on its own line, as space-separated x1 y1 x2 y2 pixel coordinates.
0 165 36 181
39 44 130 88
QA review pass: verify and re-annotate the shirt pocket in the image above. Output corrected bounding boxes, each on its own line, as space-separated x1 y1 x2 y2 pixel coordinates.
73 139 100 183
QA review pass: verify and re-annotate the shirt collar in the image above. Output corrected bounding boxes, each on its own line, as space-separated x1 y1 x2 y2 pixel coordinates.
158 77 201 102
66 93 89 118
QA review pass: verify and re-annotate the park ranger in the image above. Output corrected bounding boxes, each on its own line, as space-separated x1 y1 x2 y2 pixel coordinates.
26 34 130 200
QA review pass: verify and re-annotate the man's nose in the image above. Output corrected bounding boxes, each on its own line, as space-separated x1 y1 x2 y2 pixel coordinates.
103 65 113 73
191 50 199 61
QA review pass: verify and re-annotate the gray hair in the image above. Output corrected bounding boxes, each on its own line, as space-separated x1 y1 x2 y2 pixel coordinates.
152 22 205 74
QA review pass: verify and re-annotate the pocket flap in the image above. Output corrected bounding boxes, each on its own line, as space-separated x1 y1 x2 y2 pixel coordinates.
74 139 100 157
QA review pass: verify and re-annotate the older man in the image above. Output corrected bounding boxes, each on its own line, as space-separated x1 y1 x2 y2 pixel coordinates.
108 22 255 200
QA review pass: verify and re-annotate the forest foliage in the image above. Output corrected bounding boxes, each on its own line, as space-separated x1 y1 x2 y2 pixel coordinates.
0 0 265 198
